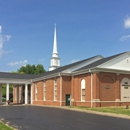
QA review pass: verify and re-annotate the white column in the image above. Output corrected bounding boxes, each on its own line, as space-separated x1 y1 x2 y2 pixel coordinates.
25 84 28 104
6 83 9 105
31 84 33 104
0 86 2 104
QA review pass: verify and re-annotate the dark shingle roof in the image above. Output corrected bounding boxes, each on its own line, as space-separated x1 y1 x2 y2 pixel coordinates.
74 52 126 72
33 55 101 78
0 55 100 80
0 52 127 80
0 72 37 79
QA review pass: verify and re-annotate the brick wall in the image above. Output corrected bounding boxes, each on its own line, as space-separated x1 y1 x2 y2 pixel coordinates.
71 73 91 106
62 76 71 105
32 77 61 106
71 72 130 107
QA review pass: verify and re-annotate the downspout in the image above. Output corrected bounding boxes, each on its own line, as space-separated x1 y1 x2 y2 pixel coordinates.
89 69 93 108
59 73 62 106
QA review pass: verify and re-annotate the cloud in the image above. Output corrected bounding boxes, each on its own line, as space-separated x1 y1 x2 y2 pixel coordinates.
120 35 130 41
38 58 45 62
3 50 13 55
124 16 130 28
6 35 12 41
71 59 79 63
7 60 28 67
0 25 11 58
0 26 2 33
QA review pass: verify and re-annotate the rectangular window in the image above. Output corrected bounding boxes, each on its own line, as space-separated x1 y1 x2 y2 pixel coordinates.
43 81 46 101
82 89 85 101
35 84 37 101
54 80 57 101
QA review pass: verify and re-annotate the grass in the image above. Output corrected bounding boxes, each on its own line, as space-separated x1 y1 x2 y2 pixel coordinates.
0 122 14 130
69 106 130 116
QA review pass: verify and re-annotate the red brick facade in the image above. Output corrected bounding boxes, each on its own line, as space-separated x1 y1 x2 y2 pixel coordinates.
13 72 130 107
71 72 130 107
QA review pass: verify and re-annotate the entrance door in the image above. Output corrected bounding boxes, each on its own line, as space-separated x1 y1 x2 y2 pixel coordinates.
66 94 70 106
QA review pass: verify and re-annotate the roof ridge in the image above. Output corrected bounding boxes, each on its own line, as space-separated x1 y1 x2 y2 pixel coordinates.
73 51 128 72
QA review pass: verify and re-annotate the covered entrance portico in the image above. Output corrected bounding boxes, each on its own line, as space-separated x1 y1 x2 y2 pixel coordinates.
0 78 33 105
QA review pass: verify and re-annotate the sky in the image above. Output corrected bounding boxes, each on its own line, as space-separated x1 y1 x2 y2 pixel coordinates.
0 0 130 72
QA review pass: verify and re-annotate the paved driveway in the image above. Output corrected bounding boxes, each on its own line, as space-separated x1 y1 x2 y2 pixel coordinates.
0 105 129 130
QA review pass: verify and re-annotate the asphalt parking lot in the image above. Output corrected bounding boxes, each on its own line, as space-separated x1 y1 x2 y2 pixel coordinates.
0 105 130 130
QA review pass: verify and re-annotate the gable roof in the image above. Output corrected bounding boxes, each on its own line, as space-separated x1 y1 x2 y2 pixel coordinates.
0 51 129 82
73 52 127 72
32 55 102 80
0 55 101 81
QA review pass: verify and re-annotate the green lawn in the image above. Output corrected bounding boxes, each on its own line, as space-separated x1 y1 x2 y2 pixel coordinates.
69 106 130 116
0 122 14 130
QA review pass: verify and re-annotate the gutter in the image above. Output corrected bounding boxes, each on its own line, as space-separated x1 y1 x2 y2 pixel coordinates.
59 73 62 106
30 79 33 104
31 73 59 82
89 69 93 108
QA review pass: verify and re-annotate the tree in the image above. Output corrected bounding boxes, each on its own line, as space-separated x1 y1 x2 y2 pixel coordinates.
2 85 13 99
17 64 46 74
35 64 45 74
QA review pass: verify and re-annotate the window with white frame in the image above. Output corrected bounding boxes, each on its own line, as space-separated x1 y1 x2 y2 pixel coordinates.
54 79 57 101
81 79 85 101
35 83 37 100
43 81 46 101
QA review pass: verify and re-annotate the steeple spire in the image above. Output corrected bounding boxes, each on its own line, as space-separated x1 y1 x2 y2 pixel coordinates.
49 24 60 71
52 24 58 57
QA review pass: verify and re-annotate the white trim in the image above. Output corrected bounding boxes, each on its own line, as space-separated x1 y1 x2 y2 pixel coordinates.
71 101 121 103
33 100 61 102
54 79 57 101
81 79 85 102
90 70 93 108
35 83 38 101
25 84 28 104
43 81 46 101
31 84 33 104
32 73 59 82
60 74 62 106
72 67 130 76
6 83 9 105
0 78 31 84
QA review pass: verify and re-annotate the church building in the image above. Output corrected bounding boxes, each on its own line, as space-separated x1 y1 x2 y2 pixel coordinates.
0 25 130 107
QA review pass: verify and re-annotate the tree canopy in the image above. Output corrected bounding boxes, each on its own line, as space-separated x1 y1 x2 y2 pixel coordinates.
17 64 46 74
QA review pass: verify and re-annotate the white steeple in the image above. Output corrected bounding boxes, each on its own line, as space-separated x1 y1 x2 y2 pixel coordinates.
49 24 60 71
52 24 58 57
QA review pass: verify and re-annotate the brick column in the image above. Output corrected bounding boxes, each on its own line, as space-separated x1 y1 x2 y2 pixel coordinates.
115 74 120 106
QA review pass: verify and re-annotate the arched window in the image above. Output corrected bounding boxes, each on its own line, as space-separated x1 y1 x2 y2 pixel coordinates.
81 79 85 101
54 79 57 101
35 83 37 101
